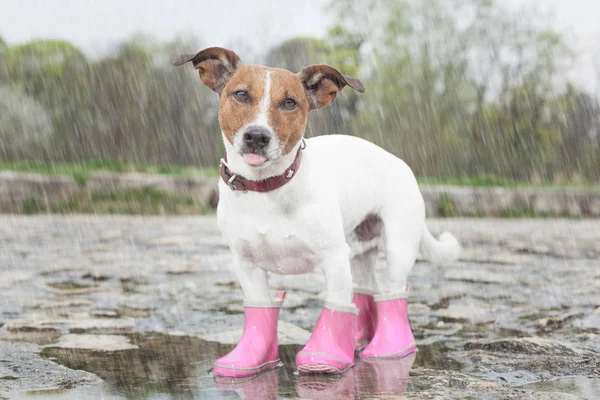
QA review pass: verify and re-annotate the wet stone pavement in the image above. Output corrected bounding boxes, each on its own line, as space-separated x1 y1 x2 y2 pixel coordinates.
0 215 599 400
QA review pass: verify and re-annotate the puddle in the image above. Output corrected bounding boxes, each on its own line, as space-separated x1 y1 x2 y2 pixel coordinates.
30 333 459 399
413 342 464 371
519 376 600 399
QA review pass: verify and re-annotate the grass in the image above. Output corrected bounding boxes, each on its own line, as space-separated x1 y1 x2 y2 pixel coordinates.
52 188 212 215
6 188 212 216
0 158 220 187
418 174 600 191
1 161 598 190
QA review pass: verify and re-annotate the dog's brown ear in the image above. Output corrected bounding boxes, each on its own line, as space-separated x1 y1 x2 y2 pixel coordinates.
298 65 365 110
173 47 241 94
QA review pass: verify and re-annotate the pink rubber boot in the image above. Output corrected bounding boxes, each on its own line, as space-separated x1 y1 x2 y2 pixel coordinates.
359 290 417 359
352 291 377 351
296 303 358 373
213 291 286 377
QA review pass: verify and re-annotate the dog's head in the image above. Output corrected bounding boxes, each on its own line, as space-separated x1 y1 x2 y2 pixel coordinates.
174 47 364 169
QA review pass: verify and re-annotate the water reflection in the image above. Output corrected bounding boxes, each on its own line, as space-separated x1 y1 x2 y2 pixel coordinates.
214 354 416 400
214 369 279 400
41 333 417 399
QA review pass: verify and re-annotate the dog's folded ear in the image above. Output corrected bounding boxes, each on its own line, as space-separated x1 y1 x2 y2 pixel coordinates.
173 47 241 94
298 65 365 110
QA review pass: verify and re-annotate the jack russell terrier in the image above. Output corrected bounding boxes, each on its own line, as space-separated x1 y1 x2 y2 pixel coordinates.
173 47 461 377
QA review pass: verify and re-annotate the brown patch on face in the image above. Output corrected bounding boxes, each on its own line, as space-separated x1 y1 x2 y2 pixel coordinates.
218 65 266 144
218 66 309 155
267 69 309 155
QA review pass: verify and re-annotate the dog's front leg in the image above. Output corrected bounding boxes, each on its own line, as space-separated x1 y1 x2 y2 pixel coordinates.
295 245 359 373
231 256 271 303
320 246 354 306
213 256 285 377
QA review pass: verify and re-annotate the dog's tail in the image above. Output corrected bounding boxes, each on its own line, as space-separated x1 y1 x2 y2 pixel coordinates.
419 226 461 264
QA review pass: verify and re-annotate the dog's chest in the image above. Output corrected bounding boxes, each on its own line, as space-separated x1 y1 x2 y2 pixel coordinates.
219 197 320 274
231 221 318 274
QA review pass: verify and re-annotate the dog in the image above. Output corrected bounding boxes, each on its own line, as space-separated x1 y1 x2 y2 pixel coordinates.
174 47 460 377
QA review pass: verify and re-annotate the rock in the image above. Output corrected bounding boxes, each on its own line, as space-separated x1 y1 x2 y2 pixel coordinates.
7 318 134 335
444 268 518 284
24 299 93 309
90 309 120 318
0 341 100 393
99 230 122 241
0 271 36 289
87 172 218 207
6 320 62 334
118 295 159 311
199 321 310 345
436 301 495 324
68 319 135 334
45 281 106 296
573 313 600 331
0 171 79 210
534 312 585 332
420 185 600 217
47 334 138 351
464 337 582 356
81 272 110 281
488 252 535 265
146 235 194 247
167 265 195 275
408 303 431 316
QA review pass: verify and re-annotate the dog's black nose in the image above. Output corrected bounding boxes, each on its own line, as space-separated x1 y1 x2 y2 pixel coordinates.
243 126 271 149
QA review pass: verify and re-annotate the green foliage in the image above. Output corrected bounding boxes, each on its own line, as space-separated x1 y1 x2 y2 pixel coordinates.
327 0 598 183
0 160 219 182
0 2 599 185
22 197 44 214
436 195 457 217
53 188 210 215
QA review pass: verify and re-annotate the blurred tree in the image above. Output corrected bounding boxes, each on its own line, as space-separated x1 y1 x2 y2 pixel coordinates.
556 87 600 181
0 12 596 183
157 38 222 165
85 35 220 165
0 84 53 159
265 37 361 136
327 0 581 181
0 40 93 161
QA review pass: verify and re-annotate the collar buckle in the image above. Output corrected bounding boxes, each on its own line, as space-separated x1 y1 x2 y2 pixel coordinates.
220 159 247 192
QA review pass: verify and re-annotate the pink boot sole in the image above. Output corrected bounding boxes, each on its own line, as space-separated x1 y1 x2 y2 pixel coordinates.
213 359 282 378
359 343 417 359
296 355 352 374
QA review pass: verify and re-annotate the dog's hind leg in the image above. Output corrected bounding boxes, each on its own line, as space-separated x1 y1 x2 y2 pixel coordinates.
350 247 380 350
358 208 422 359
350 247 381 294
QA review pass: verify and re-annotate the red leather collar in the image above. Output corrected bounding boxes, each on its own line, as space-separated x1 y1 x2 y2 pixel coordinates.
220 147 303 192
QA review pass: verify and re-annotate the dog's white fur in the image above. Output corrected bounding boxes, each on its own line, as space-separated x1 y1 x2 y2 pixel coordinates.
217 70 460 308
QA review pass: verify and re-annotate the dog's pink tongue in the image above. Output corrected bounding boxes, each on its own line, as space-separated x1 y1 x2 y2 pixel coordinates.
243 153 267 166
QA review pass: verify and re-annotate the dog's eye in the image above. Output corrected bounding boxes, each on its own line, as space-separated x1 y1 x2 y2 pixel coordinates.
233 90 250 102
281 98 297 110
